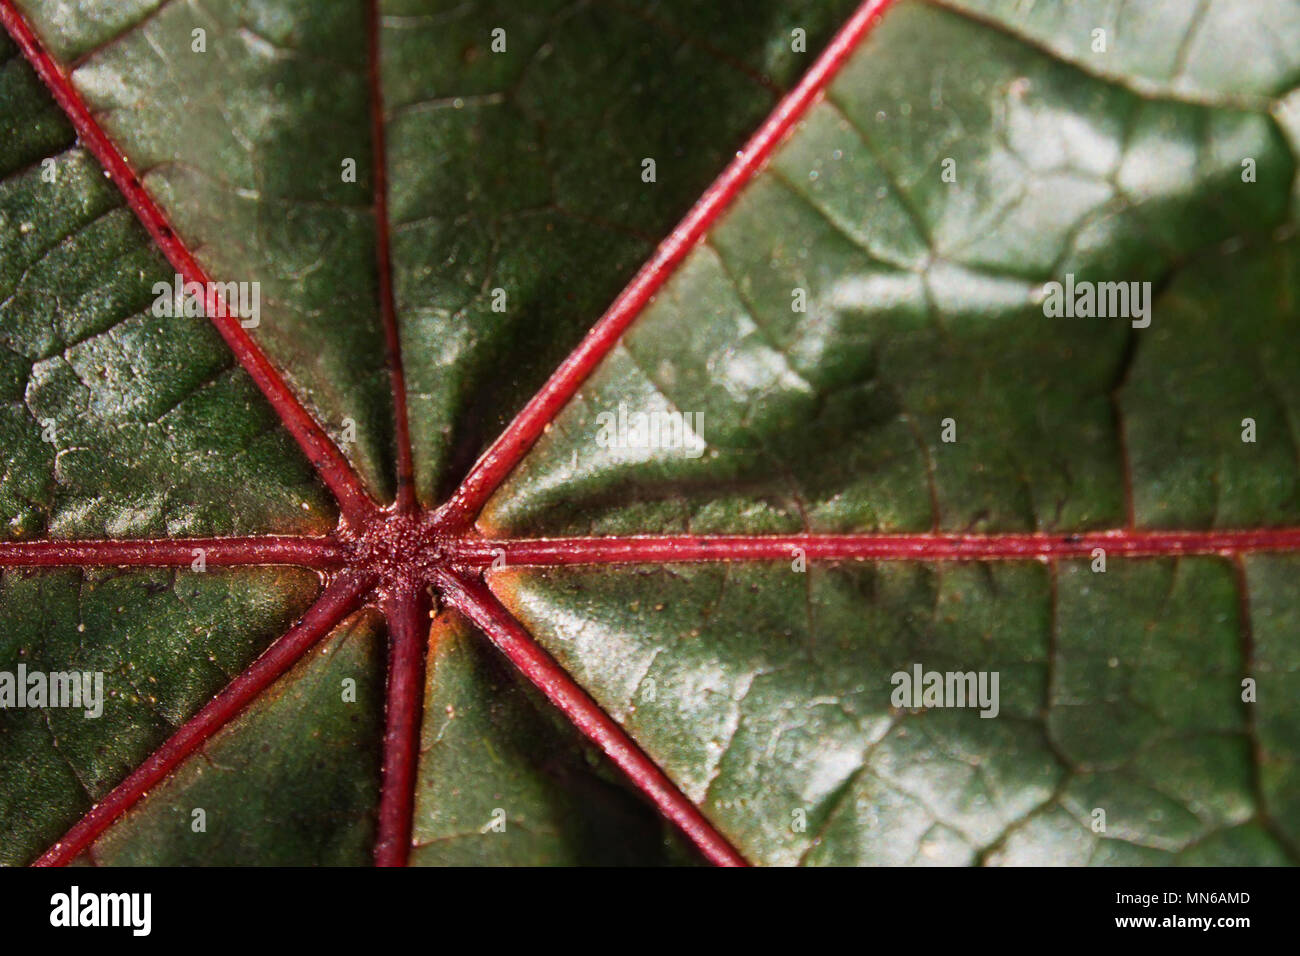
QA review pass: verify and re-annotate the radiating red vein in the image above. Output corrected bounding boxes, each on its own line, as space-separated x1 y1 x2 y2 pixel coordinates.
366 0 416 513
35 572 374 866
374 586 430 867
0 535 344 568
435 568 749 867
435 0 899 530
0 0 376 526
450 528 1300 567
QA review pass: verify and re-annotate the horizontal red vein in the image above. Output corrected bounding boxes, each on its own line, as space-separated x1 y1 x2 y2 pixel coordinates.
35 572 374 866
0 1 376 526
436 568 748 867
435 0 899 530
0 535 345 568
450 528 1300 566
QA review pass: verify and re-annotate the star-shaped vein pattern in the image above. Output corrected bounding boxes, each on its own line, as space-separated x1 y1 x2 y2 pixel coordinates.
1 0 1299 867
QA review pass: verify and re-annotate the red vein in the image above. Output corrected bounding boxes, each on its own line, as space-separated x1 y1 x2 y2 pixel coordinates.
0 0 376 526
0 535 344 569
35 572 374 866
450 528 1300 566
374 586 430 866
436 568 748 867
366 0 416 513
435 0 900 530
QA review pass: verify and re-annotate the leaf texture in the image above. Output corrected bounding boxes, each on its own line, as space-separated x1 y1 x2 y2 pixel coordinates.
1 0 1298 867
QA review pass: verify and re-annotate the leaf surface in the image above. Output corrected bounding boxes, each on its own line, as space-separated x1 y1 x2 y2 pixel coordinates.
476 0 1300 864
0 565 320 864
83 609 384 865
410 609 694 865
483 0 1297 536
493 557 1299 864
2 0 1299 867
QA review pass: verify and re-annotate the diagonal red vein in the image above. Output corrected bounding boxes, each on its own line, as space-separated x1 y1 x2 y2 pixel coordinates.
367 0 416 513
0 0 377 526
0 535 344 568
34 572 374 866
374 586 430 867
435 0 901 530
449 528 1300 566
435 568 749 866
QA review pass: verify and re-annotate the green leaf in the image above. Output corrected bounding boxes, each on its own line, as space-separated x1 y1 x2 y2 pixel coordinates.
492 555 1299 865
483 0 1297 536
411 610 694 865
382 0 861 502
0 565 320 865
16 0 859 503
0 30 335 538
2 0 865 866
477 0 1300 864
3 0 1299 868
18 0 397 498
81 608 385 866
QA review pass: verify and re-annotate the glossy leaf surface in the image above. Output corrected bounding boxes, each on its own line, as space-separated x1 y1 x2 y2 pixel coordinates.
1 0 1297 867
